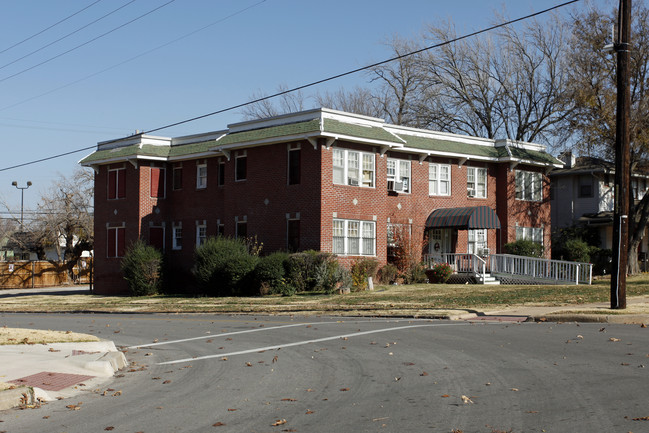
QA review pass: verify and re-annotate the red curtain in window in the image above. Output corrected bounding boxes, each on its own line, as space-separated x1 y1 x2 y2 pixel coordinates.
117 227 126 257
108 170 117 199
117 169 126 198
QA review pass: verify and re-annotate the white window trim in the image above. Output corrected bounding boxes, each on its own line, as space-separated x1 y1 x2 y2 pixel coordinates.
515 170 542 202
172 222 182 250
332 148 375 188
516 226 544 245
387 158 411 193
332 219 376 256
429 163 451 196
468 229 487 255
196 161 207 189
196 220 206 246
467 166 487 198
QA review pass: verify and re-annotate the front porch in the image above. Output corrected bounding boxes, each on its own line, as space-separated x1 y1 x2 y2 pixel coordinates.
424 253 593 285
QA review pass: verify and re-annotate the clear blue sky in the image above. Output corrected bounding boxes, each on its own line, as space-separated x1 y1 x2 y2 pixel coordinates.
0 0 614 213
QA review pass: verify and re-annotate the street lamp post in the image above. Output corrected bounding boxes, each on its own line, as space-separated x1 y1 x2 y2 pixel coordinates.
11 181 32 231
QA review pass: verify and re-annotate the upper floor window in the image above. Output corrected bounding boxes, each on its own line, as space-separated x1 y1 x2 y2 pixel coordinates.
578 175 593 198
196 160 207 189
150 166 165 198
107 166 126 200
332 219 375 256
387 158 410 193
332 148 375 188
467 167 487 198
429 163 451 196
172 163 182 190
218 159 225 186
288 145 301 185
515 170 542 201
235 151 247 181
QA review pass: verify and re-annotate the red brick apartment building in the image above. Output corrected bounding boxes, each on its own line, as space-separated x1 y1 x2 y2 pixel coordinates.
80 108 562 294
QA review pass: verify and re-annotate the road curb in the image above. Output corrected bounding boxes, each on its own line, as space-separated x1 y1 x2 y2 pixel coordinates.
0 386 35 411
533 313 649 324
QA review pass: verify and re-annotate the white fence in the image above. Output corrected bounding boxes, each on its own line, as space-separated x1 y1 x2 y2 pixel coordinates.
424 253 592 285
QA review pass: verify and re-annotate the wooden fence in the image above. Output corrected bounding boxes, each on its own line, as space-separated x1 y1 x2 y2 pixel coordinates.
0 260 92 289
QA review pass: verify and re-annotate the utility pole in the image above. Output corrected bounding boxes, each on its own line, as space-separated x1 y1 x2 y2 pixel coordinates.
611 0 631 309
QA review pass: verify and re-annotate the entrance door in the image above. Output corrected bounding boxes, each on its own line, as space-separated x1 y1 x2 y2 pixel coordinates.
429 228 455 259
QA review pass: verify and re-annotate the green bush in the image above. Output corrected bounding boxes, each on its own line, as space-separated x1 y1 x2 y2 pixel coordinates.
503 239 544 258
563 238 591 263
377 263 399 284
283 250 343 293
121 240 163 296
312 255 349 293
253 252 290 295
404 262 427 284
192 237 259 296
350 258 379 290
425 263 453 284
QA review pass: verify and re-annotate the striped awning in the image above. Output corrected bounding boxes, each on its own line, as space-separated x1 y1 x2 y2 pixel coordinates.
425 206 501 229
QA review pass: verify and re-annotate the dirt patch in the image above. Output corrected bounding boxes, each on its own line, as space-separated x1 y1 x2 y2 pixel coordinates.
0 327 100 345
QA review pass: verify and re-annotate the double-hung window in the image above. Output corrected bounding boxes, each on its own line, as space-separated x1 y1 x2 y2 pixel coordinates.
387 158 410 193
332 219 375 256
467 167 487 198
429 163 451 196
172 163 183 190
332 149 375 187
468 229 487 255
196 160 207 189
515 170 542 201
172 222 182 250
107 166 126 199
196 222 206 246
107 225 125 257
235 151 247 181
516 226 544 245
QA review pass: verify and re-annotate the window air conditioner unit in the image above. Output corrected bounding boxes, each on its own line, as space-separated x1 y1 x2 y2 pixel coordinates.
468 189 476 197
394 181 404 191
480 248 490 256
348 178 359 186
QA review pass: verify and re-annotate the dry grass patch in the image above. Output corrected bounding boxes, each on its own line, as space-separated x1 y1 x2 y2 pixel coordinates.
0 327 99 345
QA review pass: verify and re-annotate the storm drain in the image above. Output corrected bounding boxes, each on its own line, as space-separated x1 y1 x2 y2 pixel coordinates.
9 372 95 391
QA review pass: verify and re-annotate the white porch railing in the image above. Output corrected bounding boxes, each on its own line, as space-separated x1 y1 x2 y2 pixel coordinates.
424 253 593 285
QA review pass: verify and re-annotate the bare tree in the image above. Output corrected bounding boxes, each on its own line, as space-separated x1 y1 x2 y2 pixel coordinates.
412 15 573 146
240 84 309 120
34 168 94 268
568 4 649 274
315 86 383 118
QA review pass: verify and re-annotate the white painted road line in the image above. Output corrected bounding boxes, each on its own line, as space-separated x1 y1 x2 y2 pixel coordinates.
157 322 473 365
128 318 427 349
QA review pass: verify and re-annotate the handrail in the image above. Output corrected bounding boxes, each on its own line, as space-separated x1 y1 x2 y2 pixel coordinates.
423 253 593 285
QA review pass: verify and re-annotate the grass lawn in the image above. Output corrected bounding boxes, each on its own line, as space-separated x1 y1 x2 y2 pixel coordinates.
0 274 647 316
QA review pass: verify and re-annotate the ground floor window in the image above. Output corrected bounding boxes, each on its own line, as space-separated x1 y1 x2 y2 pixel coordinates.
107 225 125 258
287 219 300 252
196 222 206 246
516 226 543 245
468 229 487 255
172 223 182 250
333 219 375 256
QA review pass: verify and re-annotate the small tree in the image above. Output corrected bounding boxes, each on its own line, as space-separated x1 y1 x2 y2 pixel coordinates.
121 240 163 296
390 225 428 282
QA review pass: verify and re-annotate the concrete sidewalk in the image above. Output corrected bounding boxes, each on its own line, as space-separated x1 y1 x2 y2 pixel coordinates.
453 295 649 324
0 341 126 411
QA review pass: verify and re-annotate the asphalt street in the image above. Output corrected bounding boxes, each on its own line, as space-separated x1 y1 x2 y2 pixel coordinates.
0 313 647 433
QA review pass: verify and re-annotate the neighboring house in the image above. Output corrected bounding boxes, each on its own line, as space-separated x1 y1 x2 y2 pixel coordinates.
550 152 649 257
80 108 562 294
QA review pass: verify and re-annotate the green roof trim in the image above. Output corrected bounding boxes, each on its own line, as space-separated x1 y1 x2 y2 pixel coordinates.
322 119 404 144
79 143 170 164
397 134 500 158
508 146 562 165
214 118 322 147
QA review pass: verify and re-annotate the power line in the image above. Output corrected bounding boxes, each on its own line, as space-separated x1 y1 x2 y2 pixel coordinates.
0 0 268 113
0 0 176 85
0 0 105 55
0 0 137 72
0 0 581 172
